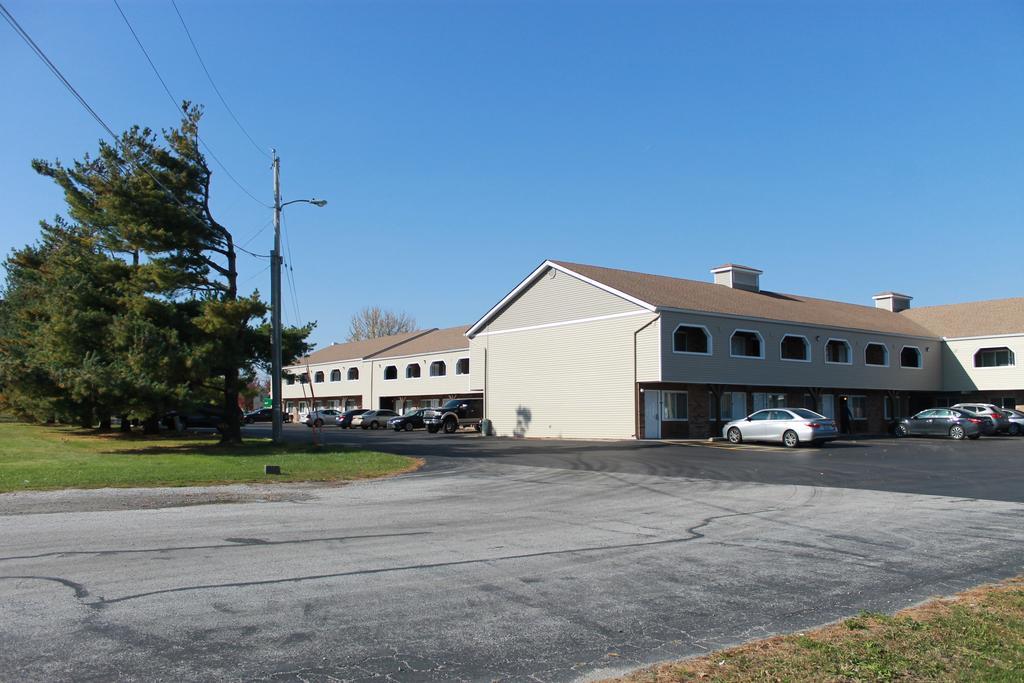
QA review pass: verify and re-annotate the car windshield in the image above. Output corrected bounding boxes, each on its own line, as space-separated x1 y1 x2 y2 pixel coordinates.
790 408 825 419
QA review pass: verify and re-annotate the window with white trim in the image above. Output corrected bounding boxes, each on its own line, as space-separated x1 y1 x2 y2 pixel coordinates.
330 369 341 382
673 325 710 354
730 330 763 358
715 391 748 420
314 371 324 383
384 365 397 380
456 358 470 375
825 339 851 364
900 346 922 368
780 335 809 361
286 374 295 386
661 391 688 421
974 347 1014 368
406 363 421 379
347 367 359 381
864 343 888 367
429 360 446 377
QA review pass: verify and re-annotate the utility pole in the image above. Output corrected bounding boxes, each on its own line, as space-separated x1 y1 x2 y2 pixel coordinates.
271 150 284 443
268 152 326 444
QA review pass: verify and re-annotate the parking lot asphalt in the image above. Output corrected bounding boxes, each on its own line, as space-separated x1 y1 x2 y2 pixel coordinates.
1 426 1022 682
256 423 1024 503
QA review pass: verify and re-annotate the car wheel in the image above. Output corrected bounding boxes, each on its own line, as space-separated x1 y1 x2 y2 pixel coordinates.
443 417 458 434
404 423 414 432
782 430 799 448
1010 423 1022 436
314 418 323 428
727 427 742 444
244 417 253 424
427 425 439 434
895 424 909 437
949 425 966 440
370 421 379 430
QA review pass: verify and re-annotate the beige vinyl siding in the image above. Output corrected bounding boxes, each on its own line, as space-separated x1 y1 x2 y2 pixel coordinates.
941 335 1024 391
469 336 486 392
370 349 473 400
483 313 657 439
635 316 661 382
659 311 942 392
281 359 371 407
480 266 643 333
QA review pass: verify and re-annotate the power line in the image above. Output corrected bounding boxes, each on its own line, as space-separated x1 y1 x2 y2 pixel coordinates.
112 0 270 209
1 2 238 267
170 0 271 161
241 218 274 249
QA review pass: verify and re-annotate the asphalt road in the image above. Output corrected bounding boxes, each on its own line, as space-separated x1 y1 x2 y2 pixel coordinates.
2 427 1023 682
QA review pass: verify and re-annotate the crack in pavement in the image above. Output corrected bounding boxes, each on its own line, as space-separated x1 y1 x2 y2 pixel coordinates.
7 508 778 610
0 531 431 562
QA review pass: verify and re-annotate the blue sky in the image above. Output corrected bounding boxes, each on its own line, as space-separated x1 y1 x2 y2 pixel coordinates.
3 0 1022 349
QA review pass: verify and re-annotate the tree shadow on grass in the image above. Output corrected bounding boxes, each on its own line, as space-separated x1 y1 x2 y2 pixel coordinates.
104 443 365 457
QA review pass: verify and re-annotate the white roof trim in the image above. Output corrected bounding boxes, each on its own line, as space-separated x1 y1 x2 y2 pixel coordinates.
465 260 656 337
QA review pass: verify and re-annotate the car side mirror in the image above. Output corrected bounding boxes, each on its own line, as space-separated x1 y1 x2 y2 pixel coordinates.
745 417 752 421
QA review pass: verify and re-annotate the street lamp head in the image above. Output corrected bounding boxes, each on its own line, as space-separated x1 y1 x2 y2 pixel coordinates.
310 199 327 207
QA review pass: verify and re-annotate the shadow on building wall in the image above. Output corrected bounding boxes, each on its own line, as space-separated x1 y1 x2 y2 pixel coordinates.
514 405 532 438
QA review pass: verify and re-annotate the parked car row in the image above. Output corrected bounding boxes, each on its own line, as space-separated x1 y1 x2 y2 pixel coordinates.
293 399 486 434
242 407 293 424
896 403 1022 440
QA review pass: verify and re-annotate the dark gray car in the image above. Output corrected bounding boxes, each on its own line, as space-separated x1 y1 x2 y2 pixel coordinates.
895 408 983 440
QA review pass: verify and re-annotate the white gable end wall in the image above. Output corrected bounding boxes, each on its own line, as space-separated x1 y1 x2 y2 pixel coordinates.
474 268 653 439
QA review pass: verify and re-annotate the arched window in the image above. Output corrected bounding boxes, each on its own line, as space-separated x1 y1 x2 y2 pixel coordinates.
314 371 324 383
347 367 359 381
730 330 763 359
673 325 711 354
825 339 851 365
406 363 421 378
900 346 922 369
974 347 1014 368
299 372 309 384
456 358 470 375
384 365 397 380
330 369 341 382
780 335 809 362
429 360 446 377
865 343 889 367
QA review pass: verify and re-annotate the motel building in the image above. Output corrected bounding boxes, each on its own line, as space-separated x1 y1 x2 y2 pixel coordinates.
283 260 1023 440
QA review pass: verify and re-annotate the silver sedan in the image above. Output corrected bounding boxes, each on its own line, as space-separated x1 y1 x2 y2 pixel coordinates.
722 408 838 448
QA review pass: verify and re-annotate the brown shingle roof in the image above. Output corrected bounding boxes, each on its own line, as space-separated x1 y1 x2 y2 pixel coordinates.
367 325 471 359
295 329 430 366
900 298 1024 338
552 261 939 338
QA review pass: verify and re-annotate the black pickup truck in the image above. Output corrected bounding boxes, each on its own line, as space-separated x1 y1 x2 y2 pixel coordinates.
424 398 483 434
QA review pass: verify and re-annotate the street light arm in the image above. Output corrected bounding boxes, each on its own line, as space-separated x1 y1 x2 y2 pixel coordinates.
280 198 327 209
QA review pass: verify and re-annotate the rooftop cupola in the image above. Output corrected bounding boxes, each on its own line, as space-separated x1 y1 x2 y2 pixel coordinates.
710 263 763 292
872 291 913 312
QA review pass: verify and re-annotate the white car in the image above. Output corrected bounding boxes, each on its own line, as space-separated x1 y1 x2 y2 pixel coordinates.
303 409 342 427
722 408 838 448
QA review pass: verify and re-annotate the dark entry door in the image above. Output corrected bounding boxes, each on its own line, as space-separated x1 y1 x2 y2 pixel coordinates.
379 397 396 411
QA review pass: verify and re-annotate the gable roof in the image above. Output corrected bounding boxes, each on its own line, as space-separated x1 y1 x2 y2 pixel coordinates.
294 329 431 366
900 298 1024 338
469 260 939 338
366 325 471 359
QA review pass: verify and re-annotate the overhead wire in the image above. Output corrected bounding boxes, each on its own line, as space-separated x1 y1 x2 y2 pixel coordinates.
112 0 270 209
1 1 260 269
170 0 271 161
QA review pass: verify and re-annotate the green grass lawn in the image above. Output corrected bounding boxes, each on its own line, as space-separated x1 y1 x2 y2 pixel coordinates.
0 422 421 492
615 576 1024 683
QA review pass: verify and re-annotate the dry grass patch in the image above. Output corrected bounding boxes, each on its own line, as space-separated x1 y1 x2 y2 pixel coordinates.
614 576 1024 682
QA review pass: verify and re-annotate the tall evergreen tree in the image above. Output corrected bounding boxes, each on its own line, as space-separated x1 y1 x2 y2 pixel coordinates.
14 104 312 442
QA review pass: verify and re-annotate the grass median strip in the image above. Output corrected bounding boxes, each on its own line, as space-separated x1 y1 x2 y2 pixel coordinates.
613 576 1024 682
0 423 421 492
